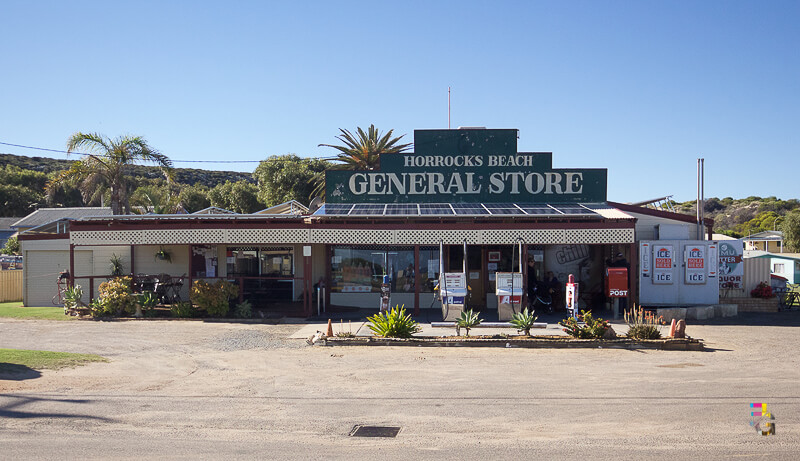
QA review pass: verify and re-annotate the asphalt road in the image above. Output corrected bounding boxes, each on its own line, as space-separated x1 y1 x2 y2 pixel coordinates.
1 313 799 459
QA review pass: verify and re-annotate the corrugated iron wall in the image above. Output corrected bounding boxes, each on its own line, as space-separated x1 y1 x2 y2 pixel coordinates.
743 258 770 294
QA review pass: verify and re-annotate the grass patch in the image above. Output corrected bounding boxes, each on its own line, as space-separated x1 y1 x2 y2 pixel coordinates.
0 302 73 320
0 348 107 372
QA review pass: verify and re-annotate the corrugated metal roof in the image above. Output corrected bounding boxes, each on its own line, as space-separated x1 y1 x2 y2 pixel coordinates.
77 213 303 222
0 217 22 230
11 207 113 229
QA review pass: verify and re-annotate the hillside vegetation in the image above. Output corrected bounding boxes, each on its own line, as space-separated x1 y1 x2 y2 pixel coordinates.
674 196 800 237
1 153 798 244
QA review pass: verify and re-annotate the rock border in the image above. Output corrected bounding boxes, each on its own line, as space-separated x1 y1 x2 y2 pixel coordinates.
325 336 703 351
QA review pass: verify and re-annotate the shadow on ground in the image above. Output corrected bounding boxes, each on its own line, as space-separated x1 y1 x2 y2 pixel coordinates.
0 394 112 421
691 310 800 327
0 363 41 381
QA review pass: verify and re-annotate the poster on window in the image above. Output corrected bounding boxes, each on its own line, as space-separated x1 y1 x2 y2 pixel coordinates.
685 245 706 284
652 244 673 284
718 240 744 290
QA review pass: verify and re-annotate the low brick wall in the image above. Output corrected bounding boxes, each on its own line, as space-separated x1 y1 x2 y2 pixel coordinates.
729 297 779 313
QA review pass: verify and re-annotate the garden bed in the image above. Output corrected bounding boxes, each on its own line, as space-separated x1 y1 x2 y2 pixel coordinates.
325 335 704 350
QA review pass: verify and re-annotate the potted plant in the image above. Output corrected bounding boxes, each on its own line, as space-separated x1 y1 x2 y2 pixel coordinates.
155 247 172 263
109 253 124 276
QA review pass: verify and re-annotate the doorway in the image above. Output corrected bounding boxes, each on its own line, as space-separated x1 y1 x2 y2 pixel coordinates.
446 245 485 309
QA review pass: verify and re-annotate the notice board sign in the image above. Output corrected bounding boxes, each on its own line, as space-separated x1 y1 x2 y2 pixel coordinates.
652 244 674 284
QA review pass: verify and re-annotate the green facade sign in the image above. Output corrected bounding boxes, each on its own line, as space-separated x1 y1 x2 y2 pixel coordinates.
326 129 607 204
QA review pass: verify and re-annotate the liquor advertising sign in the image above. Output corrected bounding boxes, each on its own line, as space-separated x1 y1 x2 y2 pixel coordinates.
685 245 706 284
718 240 744 289
652 244 674 285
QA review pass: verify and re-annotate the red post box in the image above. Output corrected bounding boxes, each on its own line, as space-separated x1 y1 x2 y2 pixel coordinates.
606 267 628 298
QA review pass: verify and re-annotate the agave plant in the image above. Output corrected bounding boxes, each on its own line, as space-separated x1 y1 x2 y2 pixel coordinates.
455 309 482 336
63 285 84 310
136 291 158 318
510 308 539 336
367 305 421 338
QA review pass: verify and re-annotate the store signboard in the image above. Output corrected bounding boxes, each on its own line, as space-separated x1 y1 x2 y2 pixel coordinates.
326 129 607 204
685 245 706 284
718 240 744 289
652 244 674 284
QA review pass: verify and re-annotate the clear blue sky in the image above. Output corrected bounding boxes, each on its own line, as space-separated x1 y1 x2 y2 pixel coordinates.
1 0 797 203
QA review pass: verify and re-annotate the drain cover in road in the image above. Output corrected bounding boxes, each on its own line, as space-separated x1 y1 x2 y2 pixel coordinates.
349 425 401 437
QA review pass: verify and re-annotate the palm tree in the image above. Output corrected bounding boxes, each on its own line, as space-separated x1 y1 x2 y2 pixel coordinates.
46 132 173 214
319 124 412 170
313 124 412 198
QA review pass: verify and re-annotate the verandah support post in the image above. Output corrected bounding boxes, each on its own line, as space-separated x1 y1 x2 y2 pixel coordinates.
324 245 332 310
414 245 420 316
130 245 135 276
629 241 638 308
69 243 75 288
522 243 528 308
187 245 193 298
304 250 312 317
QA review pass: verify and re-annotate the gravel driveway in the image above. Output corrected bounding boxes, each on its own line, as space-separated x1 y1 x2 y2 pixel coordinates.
2 313 800 459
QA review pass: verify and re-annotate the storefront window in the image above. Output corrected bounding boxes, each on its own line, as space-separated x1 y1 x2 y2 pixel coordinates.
226 247 294 277
191 245 218 277
418 247 441 293
331 247 416 293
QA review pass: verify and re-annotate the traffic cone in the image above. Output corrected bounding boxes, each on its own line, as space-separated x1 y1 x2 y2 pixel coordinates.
668 319 677 338
326 319 334 337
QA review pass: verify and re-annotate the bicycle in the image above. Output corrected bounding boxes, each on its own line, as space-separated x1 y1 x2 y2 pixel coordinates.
52 271 70 306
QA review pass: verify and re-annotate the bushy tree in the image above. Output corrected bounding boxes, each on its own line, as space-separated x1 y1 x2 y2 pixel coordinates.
207 180 263 213
0 184 43 216
253 154 331 206
177 184 211 213
0 165 48 190
1 236 19 255
780 211 800 252
130 184 183 214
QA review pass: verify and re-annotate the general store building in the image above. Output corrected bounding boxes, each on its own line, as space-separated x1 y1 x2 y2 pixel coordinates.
19 128 713 316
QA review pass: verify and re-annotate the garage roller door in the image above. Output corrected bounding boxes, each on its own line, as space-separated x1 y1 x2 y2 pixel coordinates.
25 250 92 306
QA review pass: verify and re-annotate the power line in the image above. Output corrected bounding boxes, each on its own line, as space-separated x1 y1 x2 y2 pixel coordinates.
0 140 338 164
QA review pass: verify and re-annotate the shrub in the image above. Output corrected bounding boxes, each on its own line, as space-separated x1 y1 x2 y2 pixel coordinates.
367 305 421 338
624 305 664 340
171 301 197 318
455 309 482 336
98 276 136 316
751 281 774 298
559 310 611 339
89 299 106 318
190 280 239 317
510 308 538 336
234 300 252 319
